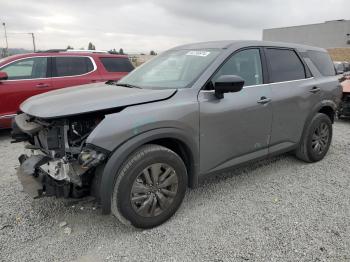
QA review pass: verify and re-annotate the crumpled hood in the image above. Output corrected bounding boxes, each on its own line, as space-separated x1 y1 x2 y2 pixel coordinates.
20 83 177 119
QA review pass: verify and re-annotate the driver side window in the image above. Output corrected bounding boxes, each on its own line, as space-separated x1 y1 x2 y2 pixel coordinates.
212 49 263 87
0 57 48 80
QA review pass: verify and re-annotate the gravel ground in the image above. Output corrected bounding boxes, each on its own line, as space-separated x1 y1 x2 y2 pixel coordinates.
1 121 350 262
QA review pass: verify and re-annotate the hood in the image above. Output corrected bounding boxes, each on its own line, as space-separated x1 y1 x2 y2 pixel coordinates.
20 83 177 119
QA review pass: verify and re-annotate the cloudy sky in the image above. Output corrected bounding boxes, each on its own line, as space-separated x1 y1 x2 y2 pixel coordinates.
0 0 348 53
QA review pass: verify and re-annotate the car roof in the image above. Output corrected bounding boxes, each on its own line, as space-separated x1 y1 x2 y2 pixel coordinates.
171 40 326 52
0 52 128 65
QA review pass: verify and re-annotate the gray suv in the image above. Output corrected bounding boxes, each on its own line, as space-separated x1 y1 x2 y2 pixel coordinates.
13 41 342 228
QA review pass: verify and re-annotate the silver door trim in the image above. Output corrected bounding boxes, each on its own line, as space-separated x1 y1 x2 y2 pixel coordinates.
0 114 16 119
200 77 315 93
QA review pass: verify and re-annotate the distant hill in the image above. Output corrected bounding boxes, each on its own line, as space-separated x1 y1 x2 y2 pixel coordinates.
328 48 350 62
0 48 32 58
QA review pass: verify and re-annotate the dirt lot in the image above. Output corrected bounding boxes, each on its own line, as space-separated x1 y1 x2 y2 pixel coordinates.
1 121 350 262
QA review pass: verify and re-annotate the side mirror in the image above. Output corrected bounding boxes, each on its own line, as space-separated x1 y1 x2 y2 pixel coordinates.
0 71 8 81
214 75 245 99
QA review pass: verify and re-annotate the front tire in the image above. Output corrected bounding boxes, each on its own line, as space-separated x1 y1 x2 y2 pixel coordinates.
295 113 332 163
111 144 187 229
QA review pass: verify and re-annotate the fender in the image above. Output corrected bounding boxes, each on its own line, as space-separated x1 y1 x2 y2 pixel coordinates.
299 99 337 143
96 127 199 214
310 100 337 121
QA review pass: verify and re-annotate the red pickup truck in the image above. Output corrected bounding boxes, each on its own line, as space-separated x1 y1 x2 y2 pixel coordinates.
0 50 134 128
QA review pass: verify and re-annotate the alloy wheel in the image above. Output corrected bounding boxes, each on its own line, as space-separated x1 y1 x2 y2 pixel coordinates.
311 122 330 154
130 163 178 217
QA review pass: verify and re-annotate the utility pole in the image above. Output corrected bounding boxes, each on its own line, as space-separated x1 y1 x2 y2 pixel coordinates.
2 22 8 57
29 33 36 52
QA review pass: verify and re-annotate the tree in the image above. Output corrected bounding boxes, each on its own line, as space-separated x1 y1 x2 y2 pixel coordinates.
109 48 118 54
66 45 74 50
150 50 157 55
88 42 96 50
119 48 124 55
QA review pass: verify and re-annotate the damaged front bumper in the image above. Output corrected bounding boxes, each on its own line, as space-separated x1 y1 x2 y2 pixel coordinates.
13 113 108 198
17 153 85 198
17 155 48 198
17 149 106 198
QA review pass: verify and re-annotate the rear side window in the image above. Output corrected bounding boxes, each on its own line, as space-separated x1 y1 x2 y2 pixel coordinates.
54 57 94 77
265 49 306 83
307 51 335 76
100 57 134 72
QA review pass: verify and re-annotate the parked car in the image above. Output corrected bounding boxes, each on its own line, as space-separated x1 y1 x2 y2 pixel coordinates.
334 61 347 75
338 75 350 118
0 50 134 129
343 61 350 72
13 41 341 229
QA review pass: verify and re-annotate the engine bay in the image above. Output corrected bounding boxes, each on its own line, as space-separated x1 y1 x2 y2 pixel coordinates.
12 113 108 198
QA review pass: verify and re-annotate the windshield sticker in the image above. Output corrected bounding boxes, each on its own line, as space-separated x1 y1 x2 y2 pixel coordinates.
186 51 211 57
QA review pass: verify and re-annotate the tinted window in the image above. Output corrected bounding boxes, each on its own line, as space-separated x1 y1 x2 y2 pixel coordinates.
100 57 134 72
0 57 47 80
54 57 94 77
213 49 263 86
266 49 306 83
308 51 335 76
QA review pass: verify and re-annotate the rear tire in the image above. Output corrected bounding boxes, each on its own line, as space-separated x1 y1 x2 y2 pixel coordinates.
295 113 332 163
111 144 187 229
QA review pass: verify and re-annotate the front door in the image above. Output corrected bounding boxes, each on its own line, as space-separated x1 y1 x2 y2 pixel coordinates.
198 48 273 174
0 56 51 128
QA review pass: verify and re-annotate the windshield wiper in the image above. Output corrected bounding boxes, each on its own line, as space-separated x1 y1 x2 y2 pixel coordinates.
114 83 142 89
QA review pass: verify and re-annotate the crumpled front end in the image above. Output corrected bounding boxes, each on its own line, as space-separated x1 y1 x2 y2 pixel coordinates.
13 113 109 198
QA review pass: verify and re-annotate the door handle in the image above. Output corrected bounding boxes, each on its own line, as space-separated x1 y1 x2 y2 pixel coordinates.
36 83 50 88
310 86 321 94
257 97 272 105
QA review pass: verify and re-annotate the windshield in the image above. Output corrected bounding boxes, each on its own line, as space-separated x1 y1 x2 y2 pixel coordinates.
118 49 221 89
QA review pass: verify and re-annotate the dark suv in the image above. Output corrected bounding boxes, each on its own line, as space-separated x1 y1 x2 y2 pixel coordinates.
13 41 342 228
0 50 134 129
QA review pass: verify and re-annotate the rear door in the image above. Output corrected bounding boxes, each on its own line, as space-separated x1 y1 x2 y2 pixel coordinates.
98 56 134 81
51 56 102 89
0 56 51 124
264 48 317 151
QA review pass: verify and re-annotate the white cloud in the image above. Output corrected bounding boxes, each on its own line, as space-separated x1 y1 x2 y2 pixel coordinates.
0 0 348 52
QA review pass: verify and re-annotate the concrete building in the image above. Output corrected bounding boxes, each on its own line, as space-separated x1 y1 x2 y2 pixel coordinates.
263 20 350 49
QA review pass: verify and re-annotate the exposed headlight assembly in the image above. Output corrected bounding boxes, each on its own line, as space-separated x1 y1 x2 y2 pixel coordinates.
78 148 106 169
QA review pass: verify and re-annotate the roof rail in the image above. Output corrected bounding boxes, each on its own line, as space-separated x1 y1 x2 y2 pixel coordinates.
65 49 109 53
36 49 67 53
36 49 113 54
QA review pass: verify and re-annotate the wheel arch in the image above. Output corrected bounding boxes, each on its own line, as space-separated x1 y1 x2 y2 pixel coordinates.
98 128 199 214
299 100 337 144
318 105 336 123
